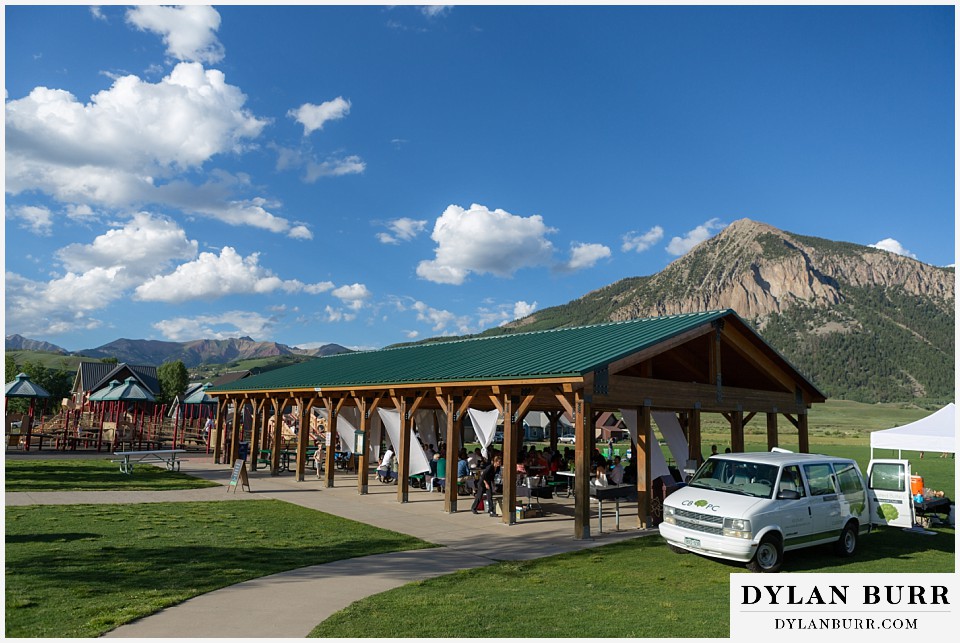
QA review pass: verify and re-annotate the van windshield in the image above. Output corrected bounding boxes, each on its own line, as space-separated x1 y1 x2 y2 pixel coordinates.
689 459 779 498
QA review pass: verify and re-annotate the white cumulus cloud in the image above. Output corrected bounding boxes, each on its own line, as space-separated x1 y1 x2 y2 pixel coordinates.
126 5 225 64
153 311 275 342
513 300 537 319
416 203 556 285
4 213 198 334
332 283 372 310
3 63 303 236
134 247 329 303
666 218 726 256
869 238 917 259
289 97 351 136
377 217 428 244
566 242 611 271
622 225 664 253
8 205 54 235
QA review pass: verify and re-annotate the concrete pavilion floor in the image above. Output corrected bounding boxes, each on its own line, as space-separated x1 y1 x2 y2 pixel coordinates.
5 450 655 637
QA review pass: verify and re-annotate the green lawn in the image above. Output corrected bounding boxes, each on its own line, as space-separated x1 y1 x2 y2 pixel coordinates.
4 458 221 491
5 501 434 637
311 523 954 638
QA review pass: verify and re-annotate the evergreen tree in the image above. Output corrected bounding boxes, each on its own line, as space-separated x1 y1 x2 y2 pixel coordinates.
157 361 189 407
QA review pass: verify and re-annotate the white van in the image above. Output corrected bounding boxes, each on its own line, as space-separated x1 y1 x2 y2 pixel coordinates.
659 451 915 572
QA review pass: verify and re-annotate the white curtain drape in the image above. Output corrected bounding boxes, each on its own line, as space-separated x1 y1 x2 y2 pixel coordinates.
620 408 670 479
415 409 438 449
369 411 382 461
467 408 499 458
652 411 690 468
318 408 357 453
377 408 431 475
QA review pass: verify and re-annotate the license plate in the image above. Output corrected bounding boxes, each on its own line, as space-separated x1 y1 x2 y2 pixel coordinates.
684 537 701 548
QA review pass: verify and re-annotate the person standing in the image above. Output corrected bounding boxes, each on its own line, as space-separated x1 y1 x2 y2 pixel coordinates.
472 454 502 516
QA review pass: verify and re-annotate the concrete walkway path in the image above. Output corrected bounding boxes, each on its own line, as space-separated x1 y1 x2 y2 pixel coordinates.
7 452 653 637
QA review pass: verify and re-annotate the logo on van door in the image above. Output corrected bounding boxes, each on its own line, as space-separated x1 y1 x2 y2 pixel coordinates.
683 499 720 511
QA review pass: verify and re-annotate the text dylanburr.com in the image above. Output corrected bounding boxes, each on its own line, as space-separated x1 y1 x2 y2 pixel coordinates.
730 573 956 640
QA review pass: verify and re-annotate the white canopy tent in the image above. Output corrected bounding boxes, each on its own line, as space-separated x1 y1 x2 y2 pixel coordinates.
870 403 956 458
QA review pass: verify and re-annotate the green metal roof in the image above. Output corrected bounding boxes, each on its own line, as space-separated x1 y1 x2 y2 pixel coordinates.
209 310 734 394
5 372 52 398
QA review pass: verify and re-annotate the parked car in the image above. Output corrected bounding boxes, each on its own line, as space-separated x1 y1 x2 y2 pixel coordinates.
558 434 576 444
660 450 913 573
493 431 504 443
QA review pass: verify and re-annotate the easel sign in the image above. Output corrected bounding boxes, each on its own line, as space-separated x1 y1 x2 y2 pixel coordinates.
228 459 251 493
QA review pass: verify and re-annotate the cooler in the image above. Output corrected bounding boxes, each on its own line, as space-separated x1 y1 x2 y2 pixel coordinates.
910 474 924 496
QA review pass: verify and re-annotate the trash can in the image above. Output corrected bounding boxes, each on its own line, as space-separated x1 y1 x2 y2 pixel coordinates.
238 441 250 461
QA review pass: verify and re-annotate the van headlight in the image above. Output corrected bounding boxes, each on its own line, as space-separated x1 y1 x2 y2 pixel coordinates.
722 518 752 539
663 505 676 525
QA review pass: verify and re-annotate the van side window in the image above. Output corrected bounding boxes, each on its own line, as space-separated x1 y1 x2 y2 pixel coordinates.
834 464 863 495
778 465 805 497
868 463 905 492
802 463 836 496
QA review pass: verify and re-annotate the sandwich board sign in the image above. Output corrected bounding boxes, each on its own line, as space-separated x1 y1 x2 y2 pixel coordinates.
228 459 250 493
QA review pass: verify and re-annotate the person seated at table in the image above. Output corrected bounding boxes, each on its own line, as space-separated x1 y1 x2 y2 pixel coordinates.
467 447 483 471
377 447 396 483
608 455 624 485
592 463 610 488
549 452 562 475
456 449 474 493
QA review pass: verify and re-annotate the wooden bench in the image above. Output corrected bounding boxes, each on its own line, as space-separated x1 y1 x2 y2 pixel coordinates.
112 449 187 474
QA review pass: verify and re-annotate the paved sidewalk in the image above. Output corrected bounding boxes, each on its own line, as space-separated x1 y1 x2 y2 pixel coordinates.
8 452 653 637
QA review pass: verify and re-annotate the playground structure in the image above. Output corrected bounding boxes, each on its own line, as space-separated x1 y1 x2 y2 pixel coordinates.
5 395 214 453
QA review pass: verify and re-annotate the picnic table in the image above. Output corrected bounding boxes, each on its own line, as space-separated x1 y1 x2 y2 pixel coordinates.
113 449 187 474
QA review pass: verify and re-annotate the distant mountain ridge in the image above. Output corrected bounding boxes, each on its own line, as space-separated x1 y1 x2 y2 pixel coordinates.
493 219 954 403
5 334 350 368
5 334 69 354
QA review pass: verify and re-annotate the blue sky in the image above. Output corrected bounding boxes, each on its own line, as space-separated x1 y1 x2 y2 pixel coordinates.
4 4 954 353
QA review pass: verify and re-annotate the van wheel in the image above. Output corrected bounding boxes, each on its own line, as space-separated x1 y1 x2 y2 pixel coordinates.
667 543 690 554
835 522 858 557
747 534 783 573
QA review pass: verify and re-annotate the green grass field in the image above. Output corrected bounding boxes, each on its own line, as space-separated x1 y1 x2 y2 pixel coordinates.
5 501 434 637
4 458 221 491
311 523 954 638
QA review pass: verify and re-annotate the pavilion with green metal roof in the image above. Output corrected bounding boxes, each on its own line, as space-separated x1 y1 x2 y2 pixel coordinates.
208 309 826 539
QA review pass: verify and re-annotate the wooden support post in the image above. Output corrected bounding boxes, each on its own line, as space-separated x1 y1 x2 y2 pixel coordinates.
397 397 410 503
766 412 778 451
271 399 282 475
729 410 744 453
501 394 517 525
546 410 561 452
573 393 592 540
229 400 242 463
688 407 702 465
356 397 371 495
295 398 308 482
443 393 459 513
797 411 809 453
250 399 263 471
324 398 339 488
214 398 227 464
637 405 652 529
